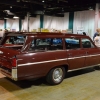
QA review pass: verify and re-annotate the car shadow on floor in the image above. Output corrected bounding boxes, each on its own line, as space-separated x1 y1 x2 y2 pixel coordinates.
5 67 96 88
65 67 95 78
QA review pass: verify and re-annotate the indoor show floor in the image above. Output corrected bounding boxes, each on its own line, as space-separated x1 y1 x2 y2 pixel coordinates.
0 68 100 100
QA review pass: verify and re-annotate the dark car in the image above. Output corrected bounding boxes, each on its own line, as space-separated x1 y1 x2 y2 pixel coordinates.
0 32 100 85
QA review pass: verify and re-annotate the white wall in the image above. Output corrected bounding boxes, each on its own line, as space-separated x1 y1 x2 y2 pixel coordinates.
0 10 99 39
0 20 4 30
98 12 100 28
22 15 40 31
44 13 69 30
6 19 19 31
73 10 95 39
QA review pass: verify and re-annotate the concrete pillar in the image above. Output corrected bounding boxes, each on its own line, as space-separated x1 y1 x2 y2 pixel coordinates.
4 19 6 29
19 18 22 31
69 12 74 33
40 15 44 29
95 3 100 31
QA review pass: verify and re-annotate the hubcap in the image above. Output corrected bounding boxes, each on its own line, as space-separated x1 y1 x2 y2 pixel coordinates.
53 68 63 83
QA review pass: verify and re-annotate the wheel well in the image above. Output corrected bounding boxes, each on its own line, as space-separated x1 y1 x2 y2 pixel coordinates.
46 64 68 76
62 64 68 72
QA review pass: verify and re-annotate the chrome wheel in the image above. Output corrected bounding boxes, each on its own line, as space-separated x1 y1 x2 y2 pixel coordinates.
52 68 63 83
46 67 65 85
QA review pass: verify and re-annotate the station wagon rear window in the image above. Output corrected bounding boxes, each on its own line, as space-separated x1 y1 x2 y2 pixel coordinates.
0 34 26 49
2 36 25 45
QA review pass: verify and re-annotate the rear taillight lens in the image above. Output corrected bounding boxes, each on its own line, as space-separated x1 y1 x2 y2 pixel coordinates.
12 57 17 67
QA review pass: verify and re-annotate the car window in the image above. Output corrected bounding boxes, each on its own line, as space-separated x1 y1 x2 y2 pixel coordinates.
81 38 95 48
29 38 63 51
2 36 26 45
65 38 80 49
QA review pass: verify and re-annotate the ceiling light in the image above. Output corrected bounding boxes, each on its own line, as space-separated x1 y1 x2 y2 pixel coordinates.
42 0 45 2
10 6 12 8
89 7 93 10
4 10 10 13
17 0 20 2
13 16 19 19
22 0 29 2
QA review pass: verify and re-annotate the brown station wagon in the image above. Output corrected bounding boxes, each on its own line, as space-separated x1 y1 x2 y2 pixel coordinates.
0 32 100 85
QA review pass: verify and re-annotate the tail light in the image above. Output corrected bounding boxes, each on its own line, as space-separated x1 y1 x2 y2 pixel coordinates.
12 57 17 67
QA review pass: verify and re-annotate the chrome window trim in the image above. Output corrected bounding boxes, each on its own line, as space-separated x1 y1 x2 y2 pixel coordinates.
18 58 68 66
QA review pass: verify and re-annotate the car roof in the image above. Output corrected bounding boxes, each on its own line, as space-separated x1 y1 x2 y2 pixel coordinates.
6 32 88 38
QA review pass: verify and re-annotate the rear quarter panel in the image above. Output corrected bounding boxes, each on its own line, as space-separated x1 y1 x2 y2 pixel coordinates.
17 50 68 80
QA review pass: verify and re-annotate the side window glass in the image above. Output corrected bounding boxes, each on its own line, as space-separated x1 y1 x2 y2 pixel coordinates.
36 39 50 46
81 38 94 48
29 38 51 51
29 38 63 51
52 38 63 50
65 38 80 49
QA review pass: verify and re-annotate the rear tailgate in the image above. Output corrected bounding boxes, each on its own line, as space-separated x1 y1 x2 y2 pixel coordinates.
0 47 20 69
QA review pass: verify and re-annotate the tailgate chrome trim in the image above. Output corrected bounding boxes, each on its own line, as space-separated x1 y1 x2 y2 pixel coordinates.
0 68 17 81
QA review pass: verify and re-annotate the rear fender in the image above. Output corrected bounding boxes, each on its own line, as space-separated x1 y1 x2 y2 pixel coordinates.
46 63 69 76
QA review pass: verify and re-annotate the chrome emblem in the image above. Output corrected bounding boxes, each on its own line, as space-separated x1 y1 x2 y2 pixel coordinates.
0 51 3 54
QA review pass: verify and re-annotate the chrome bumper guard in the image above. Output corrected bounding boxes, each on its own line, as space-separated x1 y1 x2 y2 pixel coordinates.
0 67 17 81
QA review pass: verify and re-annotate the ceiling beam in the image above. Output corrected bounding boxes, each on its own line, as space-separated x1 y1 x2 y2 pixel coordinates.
0 0 27 8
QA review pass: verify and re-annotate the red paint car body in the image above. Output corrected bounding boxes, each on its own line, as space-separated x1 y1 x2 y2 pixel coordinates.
0 32 99 85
